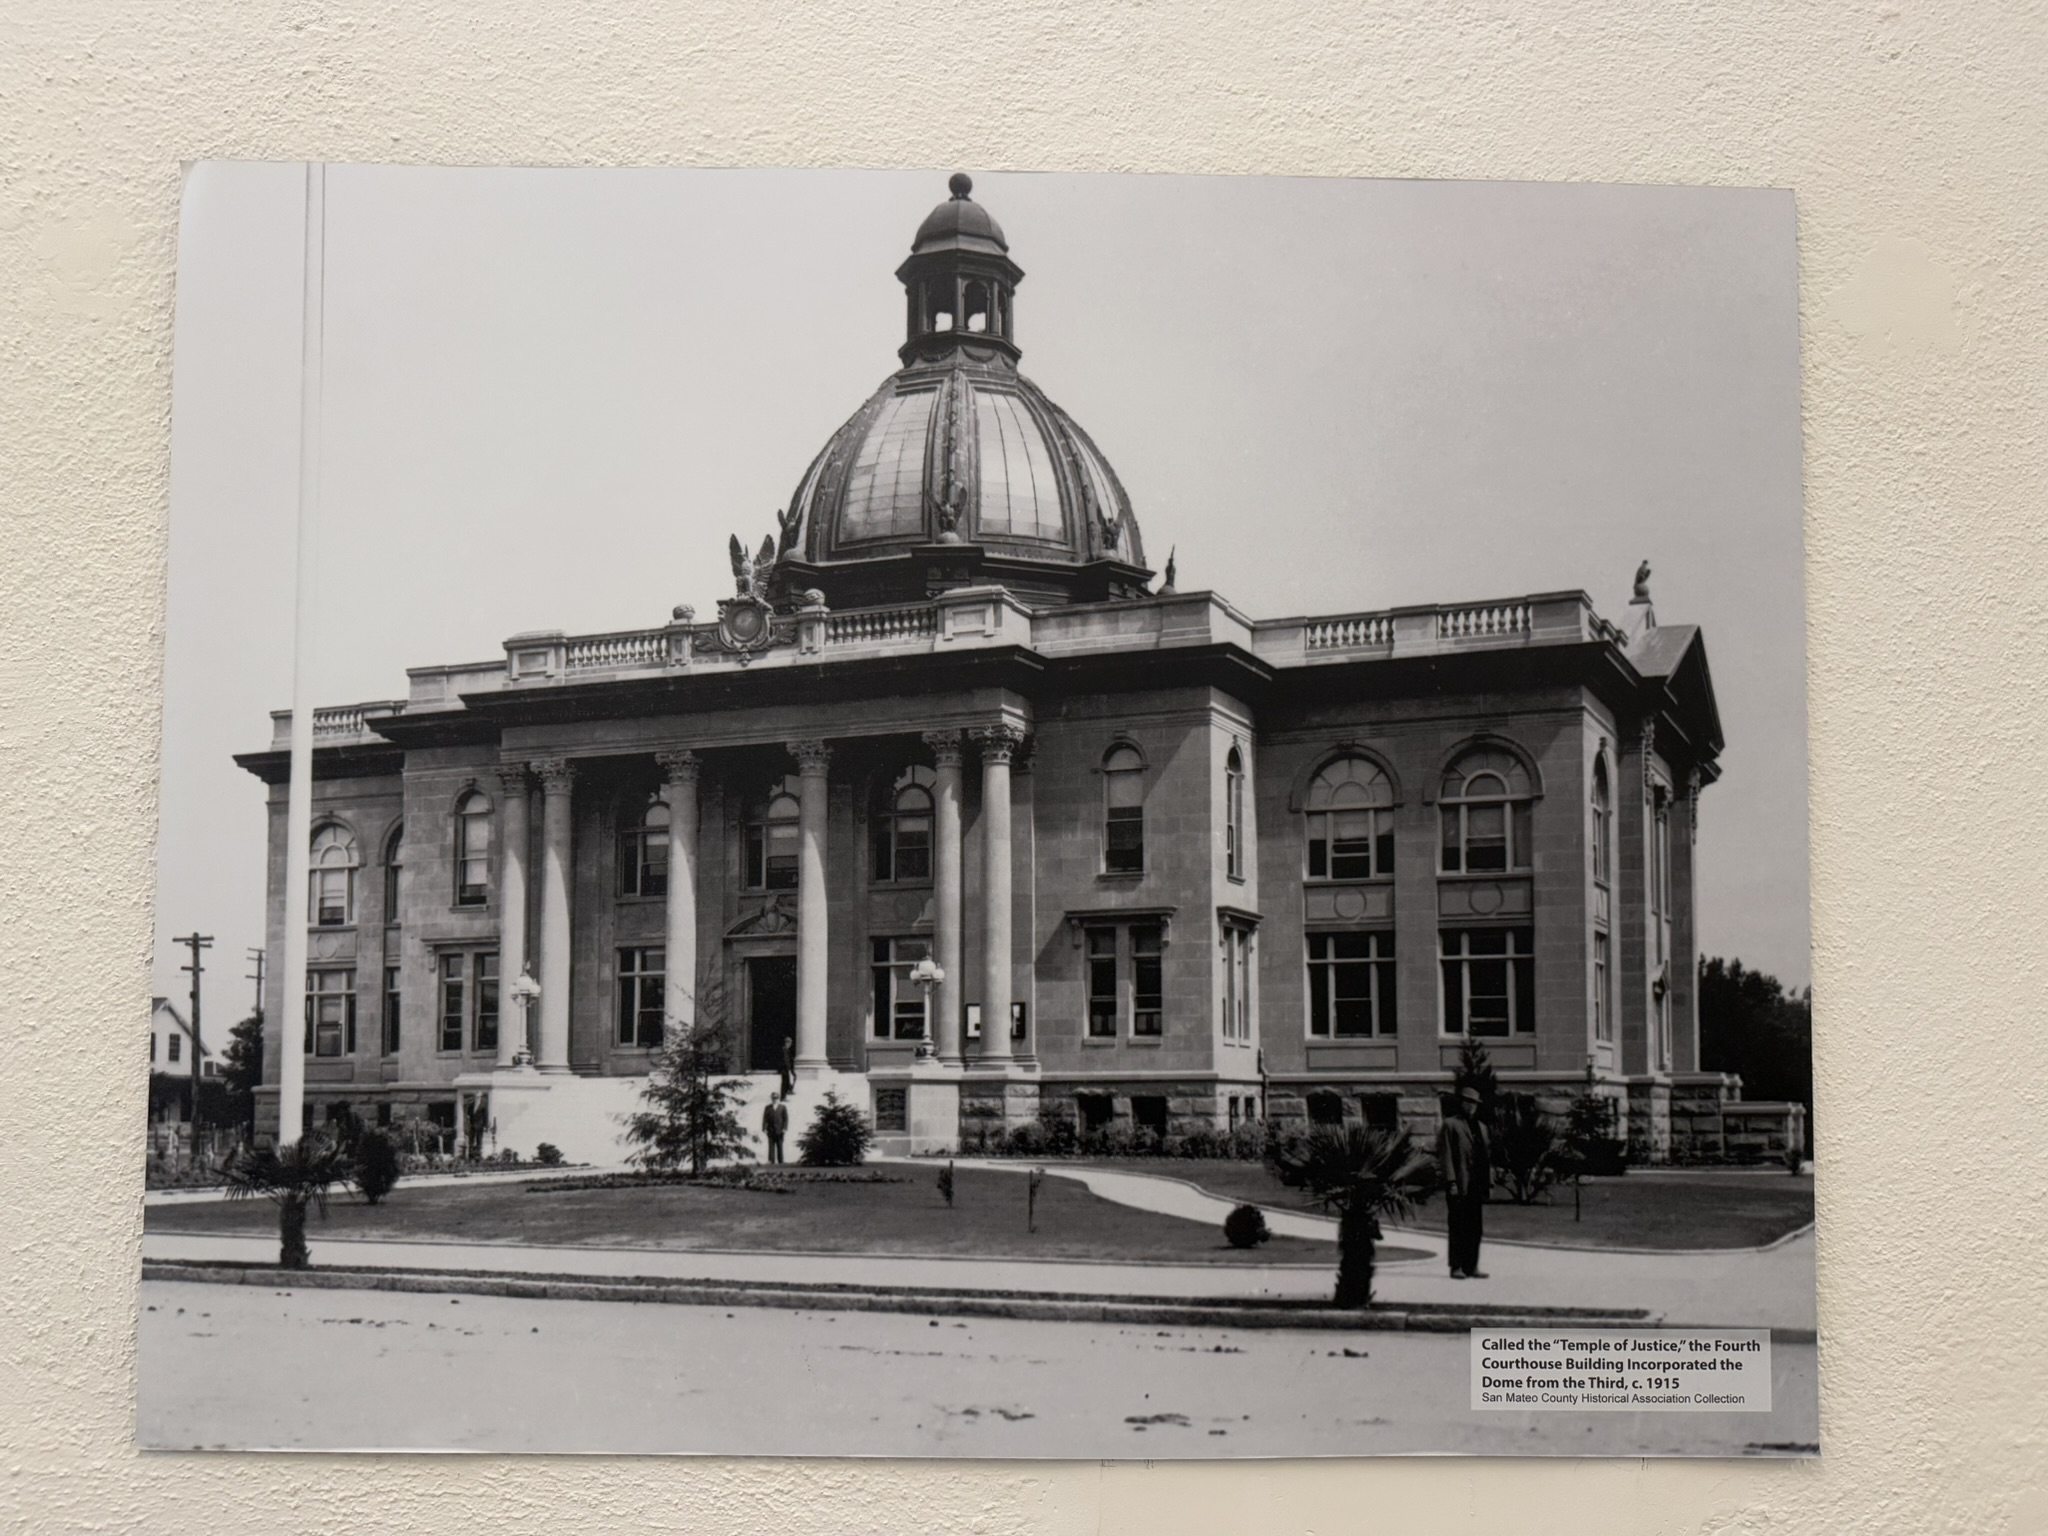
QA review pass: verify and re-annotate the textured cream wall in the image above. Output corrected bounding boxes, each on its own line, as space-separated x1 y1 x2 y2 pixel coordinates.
2 3 2043 1532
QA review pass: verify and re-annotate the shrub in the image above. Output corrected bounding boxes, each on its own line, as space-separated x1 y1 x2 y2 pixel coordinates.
797 1090 874 1167
536 1142 564 1166
1177 1128 1224 1160
937 1161 955 1207
1561 1092 1628 1178
1226 1121 1264 1160
1003 1121 1048 1157
1494 1093 1563 1205
1038 1113 1078 1156
353 1130 401 1205
1223 1203 1270 1249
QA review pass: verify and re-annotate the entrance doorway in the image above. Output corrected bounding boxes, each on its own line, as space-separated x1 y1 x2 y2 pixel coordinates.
747 955 797 1073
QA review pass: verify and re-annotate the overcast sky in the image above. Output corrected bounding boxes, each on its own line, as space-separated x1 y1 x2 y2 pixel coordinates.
155 164 1806 1011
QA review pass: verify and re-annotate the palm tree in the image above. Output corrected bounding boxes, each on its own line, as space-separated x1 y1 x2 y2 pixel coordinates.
220 1135 355 1269
1269 1123 1436 1307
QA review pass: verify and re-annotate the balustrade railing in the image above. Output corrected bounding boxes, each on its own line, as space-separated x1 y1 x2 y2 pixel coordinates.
565 629 669 671
312 705 366 737
1303 612 1395 652
826 605 938 645
1437 601 1531 640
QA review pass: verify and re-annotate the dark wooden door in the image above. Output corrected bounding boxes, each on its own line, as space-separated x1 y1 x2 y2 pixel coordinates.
747 956 797 1073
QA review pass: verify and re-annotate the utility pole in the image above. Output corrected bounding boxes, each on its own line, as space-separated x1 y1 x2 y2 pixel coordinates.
246 946 266 1022
174 933 214 1164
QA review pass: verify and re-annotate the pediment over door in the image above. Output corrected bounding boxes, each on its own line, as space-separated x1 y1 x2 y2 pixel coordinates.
726 896 799 939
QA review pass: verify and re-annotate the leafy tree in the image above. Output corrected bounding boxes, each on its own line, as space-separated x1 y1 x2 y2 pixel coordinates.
1492 1093 1562 1205
221 1135 354 1269
625 1007 751 1175
798 1090 874 1167
1268 1125 1436 1307
219 1011 265 1137
1699 957 1814 1150
354 1130 401 1205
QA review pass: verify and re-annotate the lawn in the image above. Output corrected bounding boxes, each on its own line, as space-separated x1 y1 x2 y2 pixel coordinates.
1061 1160 1815 1251
146 1166 1362 1267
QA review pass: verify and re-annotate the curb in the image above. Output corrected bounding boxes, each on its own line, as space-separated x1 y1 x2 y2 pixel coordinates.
142 1258 1660 1335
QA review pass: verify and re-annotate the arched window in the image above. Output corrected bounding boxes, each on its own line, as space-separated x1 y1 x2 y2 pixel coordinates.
1439 747 1534 874
746 777 802 891
619 794 670 898
1591 758 1612 888
870 766 935 884
454 791 492 906
963 280 990 333
382 822 404 924
1102 745 1146 874
308 824 358 927
1224 747 1246 881
1305 755 1394 880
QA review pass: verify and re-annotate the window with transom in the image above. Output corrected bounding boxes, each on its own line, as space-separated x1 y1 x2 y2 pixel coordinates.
1308 931 1396 1037
619 793 670 898
437 951 498 1053
454 791 492 906
871 766 935 884
745 778 802 891
1440 927 1534 1037
1305 756 1394 880
616 947 665 1048
870 937 933 1039
308 825 358 927
304 968 357 1057
1102 745 1146 875
1439 748 1534 874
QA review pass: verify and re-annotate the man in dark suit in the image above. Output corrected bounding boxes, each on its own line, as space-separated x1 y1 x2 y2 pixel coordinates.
1436 1085 1493 1279
762 1091 789 1164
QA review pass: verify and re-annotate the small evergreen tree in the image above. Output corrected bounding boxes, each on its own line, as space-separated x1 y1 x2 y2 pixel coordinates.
798 1090 874 1167
625 1005 751 1175
219 1011 265 1138
1452 1038 1499 1113
354 1129 401 1204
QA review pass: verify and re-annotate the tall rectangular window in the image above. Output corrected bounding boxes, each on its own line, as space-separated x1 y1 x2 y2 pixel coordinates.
383 965 402 1054
1440 928 1534 1037
1131 923 1164 1036
472 952 500 1054
167 1033 181 1063
1086 927 1118 1037
1308 930 1397 1037
616 947 666 1048
1224 750 1245 881
869 937 931 1040
1221 925 1255 1040
438 955 466 1052
1593 931 1612 1043
1102 747 1145 875
306 968 357 1057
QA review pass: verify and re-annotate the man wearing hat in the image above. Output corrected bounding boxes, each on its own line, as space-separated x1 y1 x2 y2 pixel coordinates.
1436 1085 1494 1279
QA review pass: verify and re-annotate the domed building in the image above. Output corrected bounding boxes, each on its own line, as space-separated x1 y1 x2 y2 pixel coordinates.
241 177 1803 1170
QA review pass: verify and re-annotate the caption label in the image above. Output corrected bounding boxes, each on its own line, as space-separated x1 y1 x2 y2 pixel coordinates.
1470 1329 1771 1412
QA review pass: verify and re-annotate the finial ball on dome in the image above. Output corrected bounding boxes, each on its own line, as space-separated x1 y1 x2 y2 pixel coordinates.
948 172 973 199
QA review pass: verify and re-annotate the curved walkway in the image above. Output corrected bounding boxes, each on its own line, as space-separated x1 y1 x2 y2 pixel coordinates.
908 1159 1815 1332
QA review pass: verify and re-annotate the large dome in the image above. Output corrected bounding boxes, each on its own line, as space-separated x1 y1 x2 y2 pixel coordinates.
767 176 1152 610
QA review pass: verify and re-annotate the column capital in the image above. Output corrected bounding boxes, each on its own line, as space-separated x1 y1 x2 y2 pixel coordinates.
974 721 1028 763
493 761 532 797
787 738 834 774
921 728 966 767
655 748 701 786
532 756 576 794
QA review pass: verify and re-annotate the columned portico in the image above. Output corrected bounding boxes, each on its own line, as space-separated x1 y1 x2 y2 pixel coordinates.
975 723 1025 1063
924 729 965 1063
492 763 532 1068
533 756 575 1072
789 739 833 1071
656 749 700 1041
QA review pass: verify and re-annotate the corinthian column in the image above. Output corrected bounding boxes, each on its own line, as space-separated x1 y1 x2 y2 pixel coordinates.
656 749 700 1042
788 739 833 1071
492 763 532 1068
923 729 965 1063
532 757 575 1072
975 723 1026 1063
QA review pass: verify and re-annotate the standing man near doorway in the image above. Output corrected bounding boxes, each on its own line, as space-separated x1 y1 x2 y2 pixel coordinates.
1437 1085 1493 1279
762 1091 789 1165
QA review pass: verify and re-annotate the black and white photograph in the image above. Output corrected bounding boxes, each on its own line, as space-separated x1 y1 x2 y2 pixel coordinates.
139 164 1816 1457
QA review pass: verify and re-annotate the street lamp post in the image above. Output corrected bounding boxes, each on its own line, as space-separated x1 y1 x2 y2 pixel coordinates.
908 955 945 1062
508 964 541 1068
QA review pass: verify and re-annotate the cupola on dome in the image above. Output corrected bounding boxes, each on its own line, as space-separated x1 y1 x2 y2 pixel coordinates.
767 175 1152 610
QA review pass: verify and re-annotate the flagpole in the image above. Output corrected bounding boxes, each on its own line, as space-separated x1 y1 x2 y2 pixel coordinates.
277 160 326 1148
